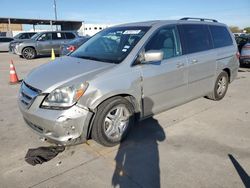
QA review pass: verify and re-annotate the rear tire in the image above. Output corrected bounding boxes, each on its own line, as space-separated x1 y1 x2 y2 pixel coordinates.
91 97 135 147
207 71 229 101
22 47 36 60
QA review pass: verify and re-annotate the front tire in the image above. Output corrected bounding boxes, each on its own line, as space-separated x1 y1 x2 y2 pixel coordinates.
91 97 135 147
207 71 229 101
22 47 36 60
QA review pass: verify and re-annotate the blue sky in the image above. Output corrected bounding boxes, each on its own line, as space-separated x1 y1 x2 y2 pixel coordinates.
1 0 250 28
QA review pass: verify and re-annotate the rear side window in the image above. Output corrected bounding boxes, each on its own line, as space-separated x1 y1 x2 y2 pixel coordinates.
52 32 66 40
209 25 233 48
65 32 76 39
179 24 213 54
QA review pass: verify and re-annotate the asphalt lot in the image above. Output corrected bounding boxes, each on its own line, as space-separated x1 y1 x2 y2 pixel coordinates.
0 52 250 188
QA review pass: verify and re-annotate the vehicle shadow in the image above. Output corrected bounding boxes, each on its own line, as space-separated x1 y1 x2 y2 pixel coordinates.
112 98 166 188
228 154 250 187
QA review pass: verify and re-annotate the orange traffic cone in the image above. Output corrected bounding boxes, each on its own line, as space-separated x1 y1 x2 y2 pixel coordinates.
9 60 20 84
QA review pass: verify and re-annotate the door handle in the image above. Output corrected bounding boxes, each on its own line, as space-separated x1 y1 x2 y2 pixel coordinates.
191 59 198 64
176 62 185 68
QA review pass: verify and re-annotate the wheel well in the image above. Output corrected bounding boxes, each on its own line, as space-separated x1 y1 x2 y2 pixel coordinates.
87 94 141 139
223 68 231 82
22 46 36 54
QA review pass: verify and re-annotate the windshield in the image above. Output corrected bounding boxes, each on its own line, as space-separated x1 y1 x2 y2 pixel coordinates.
30 33 41 40
13 33 21 39
70 26 150 64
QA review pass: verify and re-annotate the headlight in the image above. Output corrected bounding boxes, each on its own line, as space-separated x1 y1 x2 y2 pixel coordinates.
41 82 88 109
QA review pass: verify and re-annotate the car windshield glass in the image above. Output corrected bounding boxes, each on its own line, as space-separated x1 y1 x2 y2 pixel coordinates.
13 33 21 39
70 26 150 64
30 33 40 40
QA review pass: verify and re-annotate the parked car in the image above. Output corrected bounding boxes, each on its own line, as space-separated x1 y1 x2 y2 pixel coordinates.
9 32 37 55
240 41 250 65
0 37 14 51
14 32 37 40
10 31 79 59
235 35 250 53
18 18 239 147
60 36 89 56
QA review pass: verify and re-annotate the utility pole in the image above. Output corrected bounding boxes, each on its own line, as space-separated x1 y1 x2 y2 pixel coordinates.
53 0 58 31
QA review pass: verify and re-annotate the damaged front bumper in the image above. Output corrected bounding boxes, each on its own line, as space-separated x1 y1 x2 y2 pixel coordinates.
18 92 93 145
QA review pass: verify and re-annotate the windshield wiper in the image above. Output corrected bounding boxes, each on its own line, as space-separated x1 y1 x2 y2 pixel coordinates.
77 56 101 61
76 56 118 64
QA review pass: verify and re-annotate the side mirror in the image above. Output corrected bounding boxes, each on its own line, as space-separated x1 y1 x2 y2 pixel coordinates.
144 50 163 62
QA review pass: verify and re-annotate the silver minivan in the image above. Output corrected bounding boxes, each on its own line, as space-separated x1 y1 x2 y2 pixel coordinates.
18 18 239 146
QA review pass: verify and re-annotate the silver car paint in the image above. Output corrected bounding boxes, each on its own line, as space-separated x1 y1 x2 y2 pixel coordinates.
0 38 13 51
14 31 78 56
18 20 239 145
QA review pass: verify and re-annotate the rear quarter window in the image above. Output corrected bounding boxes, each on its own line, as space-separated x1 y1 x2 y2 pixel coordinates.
65 32 76 39
179 24 213 54
52 32 66 40
209 25 233 48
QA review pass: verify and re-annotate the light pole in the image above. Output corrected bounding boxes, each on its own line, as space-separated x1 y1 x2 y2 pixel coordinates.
53 0 58 31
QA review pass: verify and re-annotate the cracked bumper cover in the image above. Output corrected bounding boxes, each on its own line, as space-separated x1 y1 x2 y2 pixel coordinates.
18 95 93 145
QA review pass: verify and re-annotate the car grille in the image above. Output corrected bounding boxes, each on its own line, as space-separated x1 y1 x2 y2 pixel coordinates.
19 82 41 108
24 118 44 133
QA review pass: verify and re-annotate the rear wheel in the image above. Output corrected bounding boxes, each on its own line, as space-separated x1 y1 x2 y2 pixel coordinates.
22 47 36 59
207 71 229 101
91 97 135 147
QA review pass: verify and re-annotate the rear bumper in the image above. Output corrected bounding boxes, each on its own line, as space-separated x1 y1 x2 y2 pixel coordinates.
240 57 250 64
18 94 93 145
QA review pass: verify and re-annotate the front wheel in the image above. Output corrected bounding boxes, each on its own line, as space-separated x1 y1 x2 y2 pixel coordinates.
22 47 36 60
207 71 229 101
91 97 135 147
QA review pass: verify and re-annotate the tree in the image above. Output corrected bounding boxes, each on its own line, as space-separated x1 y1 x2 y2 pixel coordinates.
243 27 250 33
229 26 242 33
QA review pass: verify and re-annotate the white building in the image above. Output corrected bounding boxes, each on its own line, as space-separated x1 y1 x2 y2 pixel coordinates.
80 23 113 36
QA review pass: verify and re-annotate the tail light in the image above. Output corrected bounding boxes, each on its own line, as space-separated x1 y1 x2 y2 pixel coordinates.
242 45 250 49
67 45 76 52
236 51 240 60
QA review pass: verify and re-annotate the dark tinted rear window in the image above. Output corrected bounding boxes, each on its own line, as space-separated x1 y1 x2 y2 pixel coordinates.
179 24 213 54
65 32 76 39
209 25 233 48
52 32 65 40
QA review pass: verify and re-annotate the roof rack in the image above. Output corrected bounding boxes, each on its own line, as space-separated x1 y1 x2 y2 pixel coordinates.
180 17 218 23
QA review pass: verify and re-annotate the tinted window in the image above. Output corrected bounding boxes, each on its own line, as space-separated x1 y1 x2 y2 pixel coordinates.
145 26 182 59
65 32 75 39
18 33 30 39
28 33 36 38
0 37 13 42
37 33 52 41
52 32 65 40
179 24 213 54
209 25 233 48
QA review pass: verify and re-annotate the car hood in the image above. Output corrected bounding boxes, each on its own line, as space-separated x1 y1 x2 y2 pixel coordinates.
24 56 116 92
11 39 33 43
